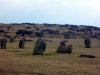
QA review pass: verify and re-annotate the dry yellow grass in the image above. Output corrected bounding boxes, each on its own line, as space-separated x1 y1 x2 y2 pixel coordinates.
0 38 100 75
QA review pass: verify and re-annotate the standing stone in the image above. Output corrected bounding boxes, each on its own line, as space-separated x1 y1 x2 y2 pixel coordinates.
19 39 25 48
0 39 1 49
56 41 72 54
10 37 14 43
56 45 65 53
33 37 46 55
84 38 91 48
56 41 65 53
0 38 7 49
64 45 72 54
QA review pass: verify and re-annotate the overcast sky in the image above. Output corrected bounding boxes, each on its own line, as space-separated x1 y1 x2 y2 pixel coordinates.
0 0 100 27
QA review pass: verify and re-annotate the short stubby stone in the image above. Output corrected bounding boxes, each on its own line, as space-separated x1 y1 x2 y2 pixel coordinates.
19 39 25 48
84 38 91 48
56 41 72 54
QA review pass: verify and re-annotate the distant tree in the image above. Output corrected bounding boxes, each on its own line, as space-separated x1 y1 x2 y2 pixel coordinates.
16 30 33 36
86 27 92 31
0 30 5 33
36 28 40 31
35 32 44 37
26 26 31 29
93 27 100 30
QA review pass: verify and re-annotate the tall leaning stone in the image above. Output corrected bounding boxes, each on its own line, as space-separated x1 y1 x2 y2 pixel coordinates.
1 38 7 49
19 39 25 48
84 38 91 48
33 37 46 55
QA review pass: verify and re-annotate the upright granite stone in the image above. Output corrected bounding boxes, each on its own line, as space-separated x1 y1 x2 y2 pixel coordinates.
0 38 7 49
19 39 25 48
56 41 72 54
56 41 65 53
64 45 72 54
84 38 91 48
0 39 1 49
10 37 14 43
33 37 46 55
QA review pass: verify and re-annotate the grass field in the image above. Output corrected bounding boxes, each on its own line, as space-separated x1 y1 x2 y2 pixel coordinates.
0 38 100 75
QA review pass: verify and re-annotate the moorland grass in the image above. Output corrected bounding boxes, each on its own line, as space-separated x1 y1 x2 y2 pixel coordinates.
0 38 100 75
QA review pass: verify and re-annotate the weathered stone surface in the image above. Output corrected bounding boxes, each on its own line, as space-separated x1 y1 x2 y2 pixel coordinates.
56 41 72 54
84 38 91 48
33 37 46 55
64 45 72 54
56 45 65 53
19 39 25 48
0 38 7 49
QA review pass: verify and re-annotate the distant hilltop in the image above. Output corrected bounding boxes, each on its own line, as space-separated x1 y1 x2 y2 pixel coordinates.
0 23 100 39
0 23 99 27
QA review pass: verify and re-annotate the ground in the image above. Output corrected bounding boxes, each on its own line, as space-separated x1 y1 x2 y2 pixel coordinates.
0 38 100 75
